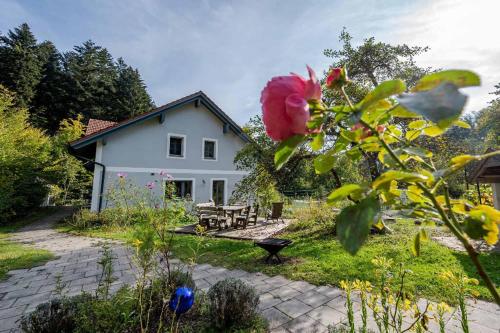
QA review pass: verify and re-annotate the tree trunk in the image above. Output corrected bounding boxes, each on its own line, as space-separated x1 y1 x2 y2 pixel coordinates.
331 168 342 189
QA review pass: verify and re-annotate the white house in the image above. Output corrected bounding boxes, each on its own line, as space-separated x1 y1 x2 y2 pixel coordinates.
69 91 250 212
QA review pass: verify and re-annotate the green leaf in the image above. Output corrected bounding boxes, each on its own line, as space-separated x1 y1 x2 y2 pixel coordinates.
310 132 325 151
337 197 380 255
314 154 335 174
372 170 428 189
450 154 480 170
391 105 420 118
412 70 480 92
412 232 421 256
408 120 427 130
454 120 471 129
307 116 324 130
398 83 467 129
402 146 432 158
327 184 363 204
274 135 304 170
422 125 445 137
463 216 488 240
358 80 406 110
405 129 422 141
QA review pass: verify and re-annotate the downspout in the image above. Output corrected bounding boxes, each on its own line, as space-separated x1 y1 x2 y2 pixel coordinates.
68 146 106 212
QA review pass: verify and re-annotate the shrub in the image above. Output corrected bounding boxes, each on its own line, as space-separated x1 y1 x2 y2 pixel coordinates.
20 294 92 333
167 269 196 290
287 200 337 234
207 278 260 330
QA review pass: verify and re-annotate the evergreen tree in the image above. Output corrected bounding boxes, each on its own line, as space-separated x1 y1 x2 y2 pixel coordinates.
0 23 43 108
63 40 118 121
31 41 69 132
113 57 154 118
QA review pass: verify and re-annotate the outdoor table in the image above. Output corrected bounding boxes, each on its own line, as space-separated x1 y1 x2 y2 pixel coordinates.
221 205 246 226
254 238 292 264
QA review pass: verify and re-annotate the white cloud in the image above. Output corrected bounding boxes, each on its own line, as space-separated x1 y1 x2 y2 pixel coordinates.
0 0 497 124
388 0 500 112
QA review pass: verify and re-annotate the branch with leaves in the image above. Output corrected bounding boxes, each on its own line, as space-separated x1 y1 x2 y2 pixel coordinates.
263 66 500 305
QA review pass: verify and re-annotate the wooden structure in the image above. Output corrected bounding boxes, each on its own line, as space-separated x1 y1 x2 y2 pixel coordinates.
468 150 500 209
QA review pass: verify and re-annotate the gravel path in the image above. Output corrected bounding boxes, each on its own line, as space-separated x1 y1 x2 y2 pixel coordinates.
0 208 498 332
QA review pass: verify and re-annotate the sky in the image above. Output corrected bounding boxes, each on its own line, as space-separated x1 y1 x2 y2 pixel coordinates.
1 0 499 125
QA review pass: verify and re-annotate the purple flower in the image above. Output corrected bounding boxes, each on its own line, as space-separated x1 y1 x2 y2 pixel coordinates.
160 170 174 180
146 181 155 189
117 172 127 178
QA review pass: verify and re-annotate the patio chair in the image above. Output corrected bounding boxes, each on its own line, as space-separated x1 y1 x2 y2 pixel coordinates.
198 206 218 229
248 204 259 226
266 202 284 223
235 205 251 229
216 206 230 230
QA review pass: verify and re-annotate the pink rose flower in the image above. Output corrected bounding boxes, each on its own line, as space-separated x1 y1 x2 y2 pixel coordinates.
261 65 322 141
326 67 347 89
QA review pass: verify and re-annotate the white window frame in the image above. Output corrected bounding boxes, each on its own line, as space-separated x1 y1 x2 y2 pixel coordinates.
167 133 186 159
165 177 195 201
202 137 218 161
210 178 227 205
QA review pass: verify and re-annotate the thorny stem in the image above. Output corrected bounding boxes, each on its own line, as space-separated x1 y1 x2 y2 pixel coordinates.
336 89 500 305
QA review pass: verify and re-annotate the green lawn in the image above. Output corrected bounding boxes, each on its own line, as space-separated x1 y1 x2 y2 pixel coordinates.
0 208 56 280
59 219 500 304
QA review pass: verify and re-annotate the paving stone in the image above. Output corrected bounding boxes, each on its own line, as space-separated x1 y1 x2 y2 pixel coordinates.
253 282 278 294
270 285 303 301
314 285 343 299
282 314 327 333
307 305 347 327
0 315 21 332
259 292 283 310
0 298 16 310
294 290 331 308
269 326 288 333
0 305 27 320
14 291 52 307
227 269 248 278
204 273 230 285
466 308 500 330
275 299 313 318
262 307 292 329
326 295 360 314
287 280 316 293
194 279 210 291
265 275 291 288
3 287 40 300
468 299 500 314
192 269 212 280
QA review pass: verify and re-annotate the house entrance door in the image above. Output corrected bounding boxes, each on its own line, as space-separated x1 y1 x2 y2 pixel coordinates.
212 180 225 206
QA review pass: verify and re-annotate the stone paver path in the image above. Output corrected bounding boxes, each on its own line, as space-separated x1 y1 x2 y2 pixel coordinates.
1 209 499 332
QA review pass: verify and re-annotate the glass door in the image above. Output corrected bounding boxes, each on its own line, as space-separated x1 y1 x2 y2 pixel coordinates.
212 180 225 206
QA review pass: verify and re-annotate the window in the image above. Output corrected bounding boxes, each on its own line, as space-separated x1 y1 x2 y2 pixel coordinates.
168 134 185 158
202 138 217 160
173 180 193 199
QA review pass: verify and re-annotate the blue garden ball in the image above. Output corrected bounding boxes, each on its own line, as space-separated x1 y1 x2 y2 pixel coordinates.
169 287 195 315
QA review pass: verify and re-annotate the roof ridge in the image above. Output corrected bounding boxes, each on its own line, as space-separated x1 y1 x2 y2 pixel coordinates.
71 91 249 149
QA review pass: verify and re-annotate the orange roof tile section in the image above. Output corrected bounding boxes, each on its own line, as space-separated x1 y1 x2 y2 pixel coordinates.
85 118 117 136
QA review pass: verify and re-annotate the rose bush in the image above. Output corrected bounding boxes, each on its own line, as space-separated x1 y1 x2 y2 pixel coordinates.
261 67 500 305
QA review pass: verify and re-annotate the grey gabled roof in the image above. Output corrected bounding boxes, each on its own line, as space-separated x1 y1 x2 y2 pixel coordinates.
69 91 250 150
